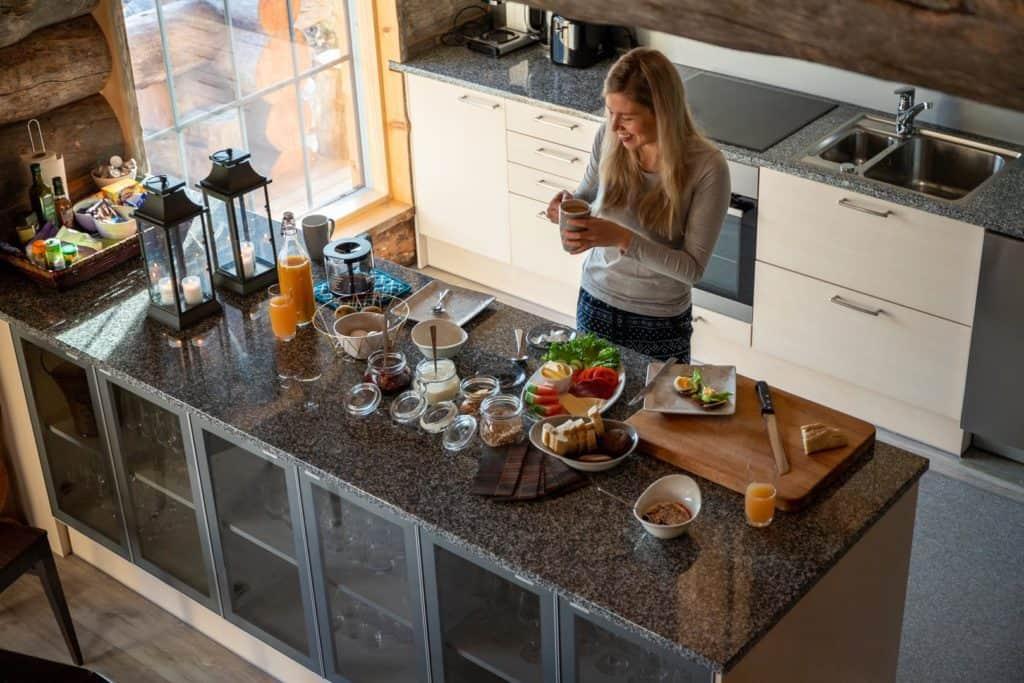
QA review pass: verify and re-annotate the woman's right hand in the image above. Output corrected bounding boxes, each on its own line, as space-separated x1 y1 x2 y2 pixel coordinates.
545 191 573 224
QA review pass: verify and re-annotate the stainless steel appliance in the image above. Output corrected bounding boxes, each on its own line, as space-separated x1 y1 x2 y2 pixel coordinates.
961 231 1024 463
692 161 758 323
466 1 541 57
549 14 610 68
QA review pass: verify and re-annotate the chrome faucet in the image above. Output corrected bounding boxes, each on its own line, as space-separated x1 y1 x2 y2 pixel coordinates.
894 87 932 138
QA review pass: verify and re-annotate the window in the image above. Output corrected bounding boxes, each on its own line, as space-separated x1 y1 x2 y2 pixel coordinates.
121 0 366 215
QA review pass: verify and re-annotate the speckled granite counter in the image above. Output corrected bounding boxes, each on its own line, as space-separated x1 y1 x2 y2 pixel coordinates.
393 45 1024 239
0 261 928 672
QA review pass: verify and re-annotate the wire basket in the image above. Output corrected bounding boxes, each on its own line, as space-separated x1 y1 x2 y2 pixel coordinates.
313 291 410 361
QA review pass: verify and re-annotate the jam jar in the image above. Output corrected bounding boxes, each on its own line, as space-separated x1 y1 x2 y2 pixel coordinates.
364 350 411 395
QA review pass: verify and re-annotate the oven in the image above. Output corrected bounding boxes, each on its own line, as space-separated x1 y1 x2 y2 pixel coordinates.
692 160 758 323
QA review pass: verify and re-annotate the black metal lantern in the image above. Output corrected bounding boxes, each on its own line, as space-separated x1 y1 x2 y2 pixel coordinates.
198 148 278 295
135 175 222 330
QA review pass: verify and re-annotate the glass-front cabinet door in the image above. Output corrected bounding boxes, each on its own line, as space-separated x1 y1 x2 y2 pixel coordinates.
300 470 429 682
421 534 557 683
96 373 218 609
14 335 127 555
559 599 711 683
192 420 322 673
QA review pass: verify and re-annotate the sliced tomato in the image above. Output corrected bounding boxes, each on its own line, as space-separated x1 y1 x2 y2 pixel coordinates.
529 402 567 418
570 378 616 400
582 366 618 385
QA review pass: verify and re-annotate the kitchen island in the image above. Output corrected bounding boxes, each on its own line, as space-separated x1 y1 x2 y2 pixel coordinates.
0 259 927 682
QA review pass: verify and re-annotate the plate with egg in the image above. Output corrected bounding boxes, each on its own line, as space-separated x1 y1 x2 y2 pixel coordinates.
641 363 736 415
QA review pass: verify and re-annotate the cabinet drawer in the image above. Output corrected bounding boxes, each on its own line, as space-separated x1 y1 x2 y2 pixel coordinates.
752 261 971 419
757 168 982 325
508 131 588 183
692 305 751 349
508 162 578 204
509 194 584 288
506 100 599 152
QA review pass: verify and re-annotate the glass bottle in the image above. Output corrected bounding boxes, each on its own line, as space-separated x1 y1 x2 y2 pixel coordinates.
52 177 74 228
276 211 315 327
28 163 57 226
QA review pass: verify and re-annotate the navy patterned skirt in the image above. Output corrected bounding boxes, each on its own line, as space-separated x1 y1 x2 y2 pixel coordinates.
575 289 692 363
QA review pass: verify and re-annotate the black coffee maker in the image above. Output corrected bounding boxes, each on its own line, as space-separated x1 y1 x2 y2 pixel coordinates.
549 14 611 68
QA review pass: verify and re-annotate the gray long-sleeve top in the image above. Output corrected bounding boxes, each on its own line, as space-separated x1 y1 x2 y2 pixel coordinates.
575 124 731 317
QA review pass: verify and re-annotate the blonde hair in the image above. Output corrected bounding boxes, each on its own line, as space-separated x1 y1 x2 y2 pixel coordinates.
599 48 713 237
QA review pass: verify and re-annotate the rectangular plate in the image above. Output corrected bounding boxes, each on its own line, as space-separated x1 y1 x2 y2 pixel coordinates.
642 363 737 415
404 280 495 327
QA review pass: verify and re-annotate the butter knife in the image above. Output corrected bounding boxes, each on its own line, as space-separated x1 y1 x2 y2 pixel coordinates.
628 357 677 407
755 380 791 475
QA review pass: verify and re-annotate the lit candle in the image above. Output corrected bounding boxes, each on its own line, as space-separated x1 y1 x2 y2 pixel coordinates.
158 276 175 306
239 240 255 278
181 275 203 306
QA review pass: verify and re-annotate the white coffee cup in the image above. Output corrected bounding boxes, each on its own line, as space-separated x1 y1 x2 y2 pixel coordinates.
559 198 590 233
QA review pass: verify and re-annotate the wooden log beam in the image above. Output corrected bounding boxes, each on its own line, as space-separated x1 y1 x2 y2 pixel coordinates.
528 0 1024 111
0 15 112 127
0 0 98 48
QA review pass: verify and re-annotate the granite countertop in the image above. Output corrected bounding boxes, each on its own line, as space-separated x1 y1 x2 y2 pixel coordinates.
392 44 1024 239
0 260 928 672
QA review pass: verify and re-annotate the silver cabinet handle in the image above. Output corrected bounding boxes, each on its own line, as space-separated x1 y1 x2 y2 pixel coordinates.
457 94 500 111
535 178 574 192
726 206 745 218
261 448 280 461
830 295 884 316
535 147 579 164
533 114 578 131
535 210 548 220
693 316 706 323
837 198 892 218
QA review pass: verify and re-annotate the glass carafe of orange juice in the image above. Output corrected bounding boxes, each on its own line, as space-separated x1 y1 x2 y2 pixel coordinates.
277 211 315 327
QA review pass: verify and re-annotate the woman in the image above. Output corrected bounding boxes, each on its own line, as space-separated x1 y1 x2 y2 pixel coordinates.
546 48 730 362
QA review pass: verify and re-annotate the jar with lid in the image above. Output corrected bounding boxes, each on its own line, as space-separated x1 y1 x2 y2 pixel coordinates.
415 358 460 404
458 375 500 416
479 394 525 447
364 350 411 395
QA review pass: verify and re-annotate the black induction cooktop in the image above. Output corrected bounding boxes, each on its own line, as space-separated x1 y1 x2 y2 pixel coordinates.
682 73 836 152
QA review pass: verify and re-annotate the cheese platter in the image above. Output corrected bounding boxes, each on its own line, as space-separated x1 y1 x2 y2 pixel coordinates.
520 333 626 418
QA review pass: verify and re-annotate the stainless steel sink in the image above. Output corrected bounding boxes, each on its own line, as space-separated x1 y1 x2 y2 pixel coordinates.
802 115 1021 202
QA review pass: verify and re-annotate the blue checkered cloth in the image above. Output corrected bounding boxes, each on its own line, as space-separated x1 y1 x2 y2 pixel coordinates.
314 269 413 306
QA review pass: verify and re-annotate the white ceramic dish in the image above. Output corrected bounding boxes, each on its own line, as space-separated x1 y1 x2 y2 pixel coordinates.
73 198 99 232
642 363 737 415
410 318 468 359
333 312 388 360
521 365 625 416
404 280 494 326
95 213 138 241
528 415 638 472
633 475 702 539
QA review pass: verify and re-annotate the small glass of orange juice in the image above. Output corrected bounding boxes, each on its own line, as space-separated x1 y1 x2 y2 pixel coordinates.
268 284 297 342
745 455 778 527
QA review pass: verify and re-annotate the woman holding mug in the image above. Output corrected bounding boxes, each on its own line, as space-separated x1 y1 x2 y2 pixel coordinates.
546 48 730 362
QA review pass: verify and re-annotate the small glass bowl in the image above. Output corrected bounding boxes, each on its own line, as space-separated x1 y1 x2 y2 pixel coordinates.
389 389 427 425
419 401 458 434
345 382 381 417
443 414 478 451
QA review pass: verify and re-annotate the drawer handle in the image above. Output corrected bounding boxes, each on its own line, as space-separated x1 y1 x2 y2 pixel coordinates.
533 114 578 131
535 178 575 192
457 94 500 111
535 147 580 164
830 295 884 317
693 316 706 323
535 210 549 220
837 198 892 218
261 448 280 461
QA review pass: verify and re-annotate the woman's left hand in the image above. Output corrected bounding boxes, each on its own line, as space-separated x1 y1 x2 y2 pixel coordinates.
563 217 633 254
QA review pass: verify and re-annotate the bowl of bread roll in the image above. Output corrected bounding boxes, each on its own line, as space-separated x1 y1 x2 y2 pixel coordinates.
528 406 638 472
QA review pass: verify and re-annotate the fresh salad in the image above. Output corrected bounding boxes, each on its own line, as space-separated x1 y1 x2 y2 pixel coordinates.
541 333 620 370
524 334 623 417
673 368 732 409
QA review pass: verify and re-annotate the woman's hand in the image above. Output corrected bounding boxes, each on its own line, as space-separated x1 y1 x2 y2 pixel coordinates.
545 190 573 224
563 217 634 254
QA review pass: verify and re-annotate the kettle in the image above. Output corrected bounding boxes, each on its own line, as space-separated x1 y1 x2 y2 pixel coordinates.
549 14 610 68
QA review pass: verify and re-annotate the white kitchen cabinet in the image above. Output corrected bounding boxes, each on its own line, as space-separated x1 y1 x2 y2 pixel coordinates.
507 162 578 204
691 305 752 354
752 261 972 420
756 168 983 326
407 75 510 263
507 131 589 183
505 100 600 153
509 194 585 288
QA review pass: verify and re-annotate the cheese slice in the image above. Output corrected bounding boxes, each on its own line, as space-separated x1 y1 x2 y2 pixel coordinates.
558 394 604 417
801 423 849 455
587 405 605 435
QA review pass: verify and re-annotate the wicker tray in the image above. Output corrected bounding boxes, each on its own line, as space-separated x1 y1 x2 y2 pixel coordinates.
0 234 140 291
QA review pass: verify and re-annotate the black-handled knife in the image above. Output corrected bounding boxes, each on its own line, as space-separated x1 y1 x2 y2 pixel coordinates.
755 380 790 475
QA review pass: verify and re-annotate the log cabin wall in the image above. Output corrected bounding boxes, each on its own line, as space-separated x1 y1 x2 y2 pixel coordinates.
395 0 482 60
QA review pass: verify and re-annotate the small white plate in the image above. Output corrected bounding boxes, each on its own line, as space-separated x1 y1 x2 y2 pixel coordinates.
642 363 736 415
528 416 638 472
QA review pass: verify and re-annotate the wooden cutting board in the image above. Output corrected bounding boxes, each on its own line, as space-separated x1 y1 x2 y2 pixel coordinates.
626 375 875 511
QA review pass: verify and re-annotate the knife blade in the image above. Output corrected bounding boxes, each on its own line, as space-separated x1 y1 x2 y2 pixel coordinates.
755 380 791 475
628 357 678 407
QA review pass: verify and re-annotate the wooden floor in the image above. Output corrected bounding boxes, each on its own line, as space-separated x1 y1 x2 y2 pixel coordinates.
0 554 279 683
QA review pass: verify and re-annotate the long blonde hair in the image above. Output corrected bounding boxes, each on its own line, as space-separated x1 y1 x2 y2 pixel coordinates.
599 48 712 237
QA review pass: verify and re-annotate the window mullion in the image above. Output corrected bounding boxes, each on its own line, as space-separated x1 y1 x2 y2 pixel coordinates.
152 1 187 179
285 0 314 211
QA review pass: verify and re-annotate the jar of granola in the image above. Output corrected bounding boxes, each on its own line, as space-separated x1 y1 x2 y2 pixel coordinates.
479 394 524 447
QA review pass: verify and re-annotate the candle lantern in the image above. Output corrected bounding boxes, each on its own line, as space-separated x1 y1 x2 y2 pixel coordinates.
198 148 278 295
135 175 222 330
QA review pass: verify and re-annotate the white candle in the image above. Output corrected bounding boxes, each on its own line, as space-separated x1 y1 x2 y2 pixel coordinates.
181 275 203 306
239 240 255 278
158 276 175 306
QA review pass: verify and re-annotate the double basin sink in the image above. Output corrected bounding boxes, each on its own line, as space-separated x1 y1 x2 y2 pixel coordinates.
803 115 1020 202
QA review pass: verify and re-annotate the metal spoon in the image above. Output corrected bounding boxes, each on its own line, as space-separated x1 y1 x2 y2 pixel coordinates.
429 324 438 374
511 327 528 363
432 288 451 314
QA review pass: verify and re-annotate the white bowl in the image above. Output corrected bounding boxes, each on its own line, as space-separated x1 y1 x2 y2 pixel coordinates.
410 318 468 359
73 198 100 232
528 415 638 472
633 475 702 539
333 312 388 360
95 214 138 241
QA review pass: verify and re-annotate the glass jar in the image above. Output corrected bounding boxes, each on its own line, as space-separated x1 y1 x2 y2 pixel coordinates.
415 358 460 404
364 350 411 395
457 375 500 416
390 389 427 427
479 394 525 447
419 401 458 434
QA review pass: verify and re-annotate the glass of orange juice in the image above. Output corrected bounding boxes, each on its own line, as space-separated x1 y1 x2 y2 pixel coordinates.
745 456 778 528
268 284 297 342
